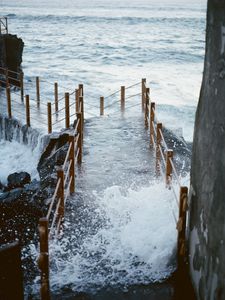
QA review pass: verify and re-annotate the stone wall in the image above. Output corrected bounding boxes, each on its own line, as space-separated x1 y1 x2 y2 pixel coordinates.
189 1 225 299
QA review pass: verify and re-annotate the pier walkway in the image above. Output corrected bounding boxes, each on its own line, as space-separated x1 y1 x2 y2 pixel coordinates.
0 68 190 300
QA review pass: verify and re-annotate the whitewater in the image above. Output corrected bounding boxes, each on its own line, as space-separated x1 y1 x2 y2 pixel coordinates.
0 0 206 297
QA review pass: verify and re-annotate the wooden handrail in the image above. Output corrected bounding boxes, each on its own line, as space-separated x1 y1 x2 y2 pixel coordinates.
144 91 189 269
64 159 72 186
63 142 72 170
46 178 61 220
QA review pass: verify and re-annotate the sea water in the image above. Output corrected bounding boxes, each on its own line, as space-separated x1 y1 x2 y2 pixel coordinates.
0 0 206 181
0 0 206 295
0 0 206 142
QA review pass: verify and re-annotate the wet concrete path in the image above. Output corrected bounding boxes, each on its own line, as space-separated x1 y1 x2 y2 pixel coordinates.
48 108 180 300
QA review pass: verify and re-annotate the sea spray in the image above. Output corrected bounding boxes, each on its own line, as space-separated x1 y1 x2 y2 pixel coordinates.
48 181 179 293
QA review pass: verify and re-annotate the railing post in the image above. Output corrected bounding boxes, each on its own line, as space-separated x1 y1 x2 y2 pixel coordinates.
57 168 65 221
36 76 40 108
156 123 162 175
54 82 58 113
145 87 150 128
78 84 83 97
65 92 70 129
166 150 173 186
19 72 24 102
75 89 79 113
38 217 50 300
177 186 188 268
79 96 84 132
150 102 155 145
5 68 9 87
47 102 52 134
69 135 75 193
142 78 146 111
6 87 12 118
121 86 125 111
25 95 30 127
5 17 8 34
77 112 82 164
100 96 104 116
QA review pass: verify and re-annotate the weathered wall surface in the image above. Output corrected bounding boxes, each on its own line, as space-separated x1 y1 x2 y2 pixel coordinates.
0 34 24 71
189 1 225 299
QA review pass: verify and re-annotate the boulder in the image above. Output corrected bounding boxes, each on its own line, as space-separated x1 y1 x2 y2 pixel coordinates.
7 171 31 189
37 132 69 188
0 34 24 73
162 127 192 175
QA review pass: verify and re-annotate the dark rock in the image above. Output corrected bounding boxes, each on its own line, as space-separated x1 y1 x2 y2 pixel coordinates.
162 127 192 175
0 34 24 73
37 132 69 188
0 115 49 151
189 1 225 299
7 172 31 189
0 180 4 190
0 180 43 245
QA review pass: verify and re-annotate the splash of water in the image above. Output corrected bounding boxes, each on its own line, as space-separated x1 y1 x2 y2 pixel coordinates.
48 181 179 293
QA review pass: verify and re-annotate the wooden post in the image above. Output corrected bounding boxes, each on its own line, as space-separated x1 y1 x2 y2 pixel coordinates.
54 82 58 112
142 78 146 111
78 84 83 97
65 92 70 129
57 168 65 220
0 242 24 300
38 217 50 300
79 96 84 132
6 87 12 118
5 17 8 34
121 86 125 111
156 123 162 175
47 102 52 134
5 69 9 87
25 95 30 127
177 186 188 268
69 135 75 193
166 150 173 186
75 89 79 113
77 112 82 164
100 96 104 116
19 72 24 102
145 87 150 128
150 102 155 145
36 76 40 108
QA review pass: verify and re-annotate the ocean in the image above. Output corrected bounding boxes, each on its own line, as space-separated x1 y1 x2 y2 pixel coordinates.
0 0 206 297
0 0 206 141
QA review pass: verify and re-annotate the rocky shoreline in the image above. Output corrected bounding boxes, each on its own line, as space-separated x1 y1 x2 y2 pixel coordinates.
0 115 76 247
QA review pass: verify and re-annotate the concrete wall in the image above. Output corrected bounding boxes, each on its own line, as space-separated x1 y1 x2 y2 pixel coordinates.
189 1 225 299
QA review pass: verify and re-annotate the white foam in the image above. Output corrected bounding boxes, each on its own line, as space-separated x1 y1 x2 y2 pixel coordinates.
49 181 179 292
0 140 39 184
